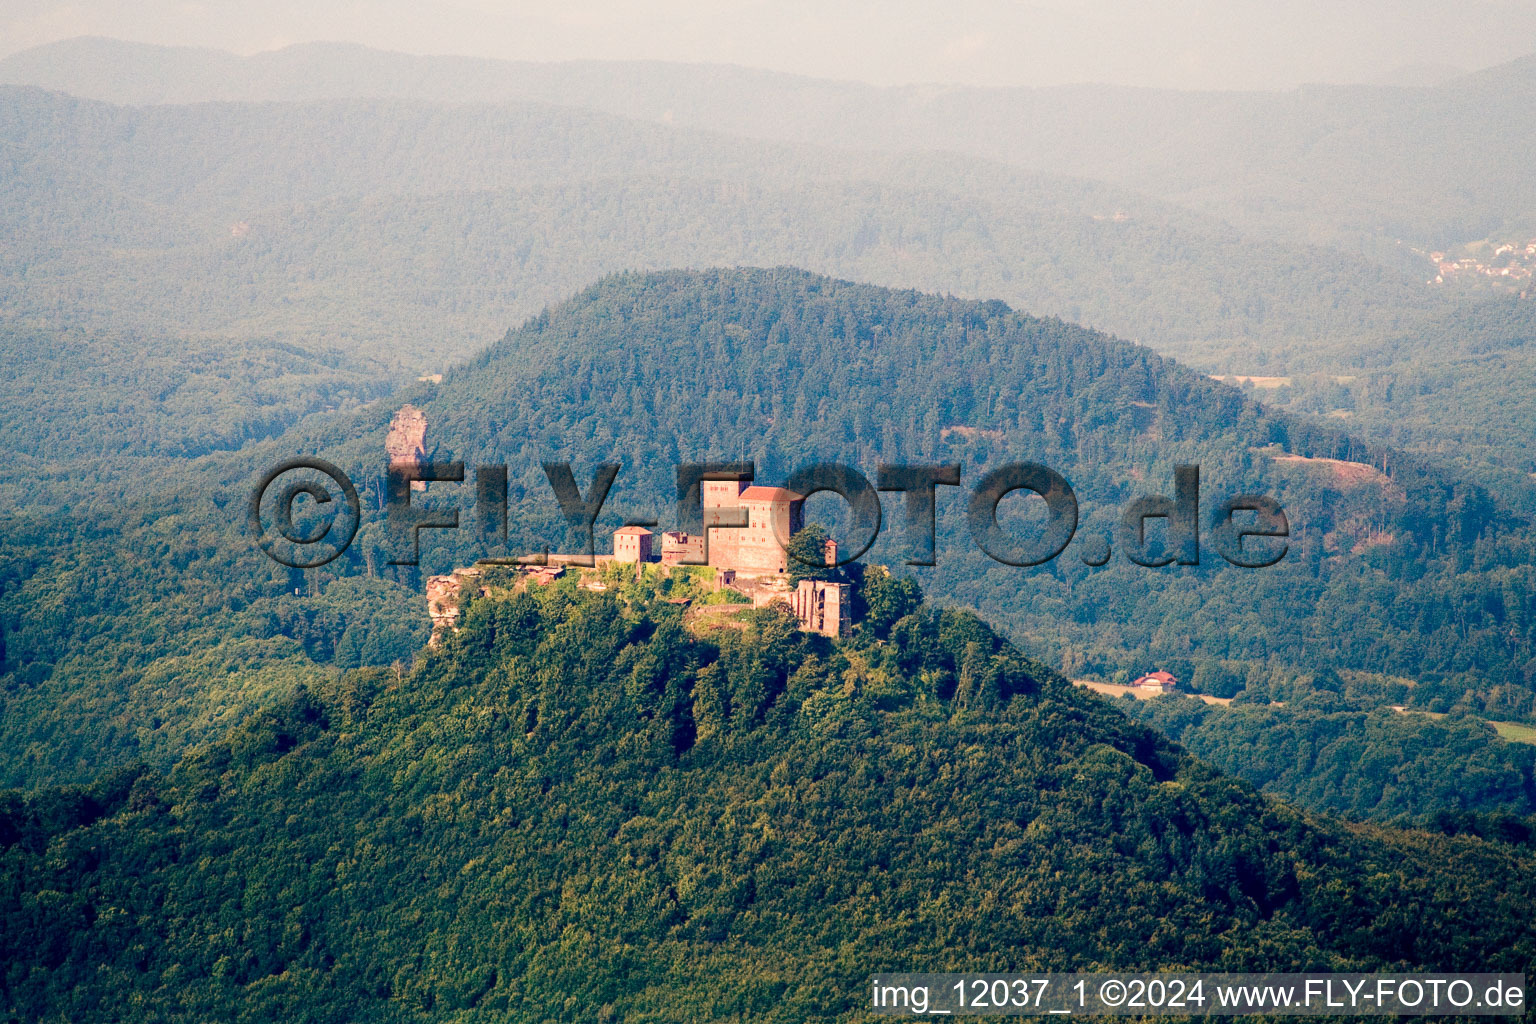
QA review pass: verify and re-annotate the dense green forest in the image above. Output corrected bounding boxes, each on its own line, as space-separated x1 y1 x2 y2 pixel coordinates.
0 322 392 461
3 580 1535 1021
1248 299 1536 512
5 269 1536 796
360 268 1536 708
1126 692 1536 824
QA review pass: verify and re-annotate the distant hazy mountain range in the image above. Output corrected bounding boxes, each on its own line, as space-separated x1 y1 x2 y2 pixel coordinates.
6 36 1535 252
0 81 1434 371
2 75 1470 476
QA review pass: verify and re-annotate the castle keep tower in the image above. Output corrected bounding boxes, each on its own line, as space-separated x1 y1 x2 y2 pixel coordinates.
619 480 805 577
724 485 804 576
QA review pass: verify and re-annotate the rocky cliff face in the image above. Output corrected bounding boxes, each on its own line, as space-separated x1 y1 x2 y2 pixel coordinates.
424 566 482 646
386 404 428 491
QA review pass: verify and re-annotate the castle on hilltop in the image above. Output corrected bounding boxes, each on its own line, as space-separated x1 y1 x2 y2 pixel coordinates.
611 479 851 636
410 447 854 642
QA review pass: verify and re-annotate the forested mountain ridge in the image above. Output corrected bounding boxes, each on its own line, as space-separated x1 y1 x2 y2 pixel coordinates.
2 580 1534 1021
1249 298 1536 508
323 267 1529 702
9 80 1536 504
4 39 1536 1019
6 36 1534 253
0 82 1437 364
5 268 1534 793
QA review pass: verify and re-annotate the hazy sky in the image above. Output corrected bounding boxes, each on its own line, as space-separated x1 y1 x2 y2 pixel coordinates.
4 0 1535 89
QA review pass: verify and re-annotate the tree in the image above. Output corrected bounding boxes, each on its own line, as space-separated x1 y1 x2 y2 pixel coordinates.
785 523 839 585
1191 660 1245 699
858 565 923 637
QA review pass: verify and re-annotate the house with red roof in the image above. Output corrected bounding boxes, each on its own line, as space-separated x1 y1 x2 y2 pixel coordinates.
1132 670 1179 693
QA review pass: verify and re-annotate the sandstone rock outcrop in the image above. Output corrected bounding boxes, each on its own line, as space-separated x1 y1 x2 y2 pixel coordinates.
386 404 428 492
425 566 482 647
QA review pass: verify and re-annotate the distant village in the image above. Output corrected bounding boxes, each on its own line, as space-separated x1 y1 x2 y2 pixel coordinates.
1413 238 1536 294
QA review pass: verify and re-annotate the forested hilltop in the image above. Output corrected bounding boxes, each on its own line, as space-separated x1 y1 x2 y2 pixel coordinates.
3 579 1534 1022
5 268 1536 798
5 38 1536 1022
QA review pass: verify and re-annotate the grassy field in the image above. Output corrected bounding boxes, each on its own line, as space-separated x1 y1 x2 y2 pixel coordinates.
1391 706 1536 745
1491 720 1536 745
